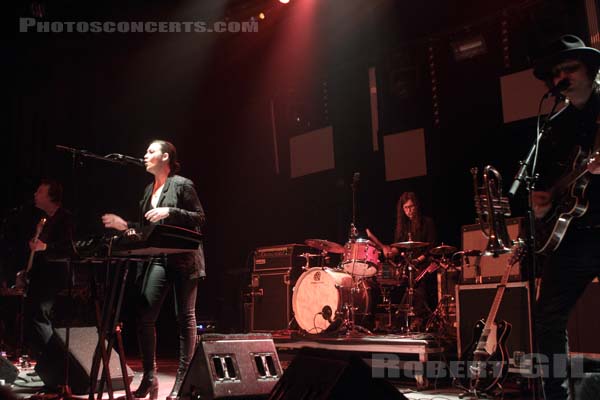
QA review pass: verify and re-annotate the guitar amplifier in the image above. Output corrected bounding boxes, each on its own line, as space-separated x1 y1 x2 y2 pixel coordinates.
253 244 318 271
456 282 533 372
461 217 524 283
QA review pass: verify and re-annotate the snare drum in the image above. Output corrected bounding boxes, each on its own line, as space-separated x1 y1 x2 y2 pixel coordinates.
292 268 370 334
340 239 380 277
376 261 404 286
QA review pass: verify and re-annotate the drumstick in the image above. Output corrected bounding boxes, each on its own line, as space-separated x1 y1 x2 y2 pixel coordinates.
365 228 386 250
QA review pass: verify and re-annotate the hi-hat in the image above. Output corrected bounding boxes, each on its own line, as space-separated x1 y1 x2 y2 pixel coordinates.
430 244 457 256
305 239 345 254
390 240 430 249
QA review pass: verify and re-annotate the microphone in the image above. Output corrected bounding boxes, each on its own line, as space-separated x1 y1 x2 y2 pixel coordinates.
321 305 333 323
107 153 145 167
544 78 570 99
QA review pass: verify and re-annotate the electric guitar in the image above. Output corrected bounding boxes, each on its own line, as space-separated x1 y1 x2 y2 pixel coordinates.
459 242 524 393
535 146 599 254
15 217 47 290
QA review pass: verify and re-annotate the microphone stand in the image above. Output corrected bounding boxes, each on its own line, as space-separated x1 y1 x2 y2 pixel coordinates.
54 145 141 400
349 173 359 240
508 95 566 400
56 145 145 168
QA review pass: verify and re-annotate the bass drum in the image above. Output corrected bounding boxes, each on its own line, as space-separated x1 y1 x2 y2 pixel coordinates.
292 268 370 334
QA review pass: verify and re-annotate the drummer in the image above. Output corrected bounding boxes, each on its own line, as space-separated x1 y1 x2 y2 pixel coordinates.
381 192 437 330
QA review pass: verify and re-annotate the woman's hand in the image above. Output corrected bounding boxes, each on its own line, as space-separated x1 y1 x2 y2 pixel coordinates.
145 207 170 223
102 213 128 231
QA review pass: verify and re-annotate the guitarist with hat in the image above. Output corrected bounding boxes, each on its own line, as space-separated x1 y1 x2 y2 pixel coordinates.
20 179 74 360
531 34 600 399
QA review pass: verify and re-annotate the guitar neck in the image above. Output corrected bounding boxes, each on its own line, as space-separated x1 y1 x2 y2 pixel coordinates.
480 262 512 335
25 251 36 274
25 217 47 273
475 245 522 353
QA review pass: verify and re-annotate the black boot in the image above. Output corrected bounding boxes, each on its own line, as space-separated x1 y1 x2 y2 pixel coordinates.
133 369 158 400
136 324 159 400
166 369 185 400
167 325 196 400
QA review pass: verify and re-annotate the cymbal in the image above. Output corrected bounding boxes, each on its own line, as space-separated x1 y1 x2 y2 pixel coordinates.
304 239 345 254
390 240 430 249
430 244 457 256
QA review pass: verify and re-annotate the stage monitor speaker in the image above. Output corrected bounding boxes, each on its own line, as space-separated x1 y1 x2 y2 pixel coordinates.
179 333 282 400
0 354 18 384
267 347 407 400
461 217 523 283
35 326 133 395
456 282 533 370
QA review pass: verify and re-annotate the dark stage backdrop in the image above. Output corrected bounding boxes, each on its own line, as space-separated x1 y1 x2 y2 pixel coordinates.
4 0 595 352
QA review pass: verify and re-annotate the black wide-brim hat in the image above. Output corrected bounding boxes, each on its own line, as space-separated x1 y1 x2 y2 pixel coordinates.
533 34 600 81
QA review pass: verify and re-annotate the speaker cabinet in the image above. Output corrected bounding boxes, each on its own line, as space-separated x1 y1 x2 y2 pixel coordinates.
250 270 294 331
456 282 533 369
0 354 18 384
35 327 133 394
179 333 282 400
268 347 407 399
461 217 523 283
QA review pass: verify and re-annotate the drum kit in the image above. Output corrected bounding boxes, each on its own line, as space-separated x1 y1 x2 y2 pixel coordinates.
291 236 460 337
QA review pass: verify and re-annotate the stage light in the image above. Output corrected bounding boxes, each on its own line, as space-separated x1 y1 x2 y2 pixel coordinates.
279 0 290 4
451 34 487 61
259 12 266 20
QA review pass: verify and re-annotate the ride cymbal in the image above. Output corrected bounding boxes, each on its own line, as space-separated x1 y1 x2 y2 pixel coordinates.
430 244 457 256
390 240 430 249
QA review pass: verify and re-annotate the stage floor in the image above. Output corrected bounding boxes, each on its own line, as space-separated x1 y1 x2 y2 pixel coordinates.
8 331 600 399
8 356 505 400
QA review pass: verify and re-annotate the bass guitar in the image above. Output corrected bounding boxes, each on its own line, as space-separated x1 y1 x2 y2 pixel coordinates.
15 217 47 290
535 146 599 254
459 242 524 394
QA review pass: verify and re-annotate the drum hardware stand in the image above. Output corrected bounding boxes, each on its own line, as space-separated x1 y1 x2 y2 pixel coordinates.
425 255 458 335
425 294 454 335
397 252 419 334
338 278 372 337
378 286 397 331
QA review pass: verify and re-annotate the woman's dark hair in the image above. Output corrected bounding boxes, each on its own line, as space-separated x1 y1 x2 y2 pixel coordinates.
152 140 181 174
40 179 63 204
394 191 422 242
